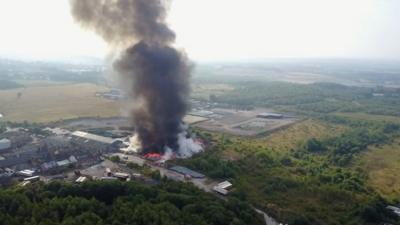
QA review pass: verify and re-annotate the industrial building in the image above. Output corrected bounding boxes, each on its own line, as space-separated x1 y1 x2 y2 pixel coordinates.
113 172 130 181
71 131 118 154
75 176 88 183
72 131 114 144
23 176 40 182
0 144 49 168
0 139 11 151
213 181 233 195
256 113 284 119
17 169 35 177
0 168 14 186
169 166 205 179
1 131 32 148
57 156 78 168
41 156 78 172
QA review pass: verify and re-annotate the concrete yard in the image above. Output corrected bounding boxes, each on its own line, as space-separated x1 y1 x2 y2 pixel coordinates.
191 108 300 136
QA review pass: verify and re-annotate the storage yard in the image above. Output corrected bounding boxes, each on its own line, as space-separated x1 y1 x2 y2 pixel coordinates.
188 108 299 136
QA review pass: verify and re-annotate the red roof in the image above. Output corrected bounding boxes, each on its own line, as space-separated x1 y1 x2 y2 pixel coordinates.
143 153 162 160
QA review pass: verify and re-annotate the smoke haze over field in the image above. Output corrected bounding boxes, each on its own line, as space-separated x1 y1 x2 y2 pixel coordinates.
70 0 191 153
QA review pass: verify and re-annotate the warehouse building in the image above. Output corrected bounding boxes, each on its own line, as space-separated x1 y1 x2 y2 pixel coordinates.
0 144 48 168
213 181 233 195
256 113 284 119
0 139 11 151
71 131 118 154
169 166 205 179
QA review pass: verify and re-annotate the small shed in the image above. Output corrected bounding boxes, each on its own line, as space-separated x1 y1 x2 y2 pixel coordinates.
213 181 233 196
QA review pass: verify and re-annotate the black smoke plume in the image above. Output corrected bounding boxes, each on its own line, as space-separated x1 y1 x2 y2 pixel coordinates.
70 0 190 153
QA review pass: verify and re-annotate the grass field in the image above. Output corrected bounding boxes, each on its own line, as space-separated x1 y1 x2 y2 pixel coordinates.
14 80 75 87
191 83 234 100
358 138 400 199
334 112 400 123
0 83 121 123
260 119 348 153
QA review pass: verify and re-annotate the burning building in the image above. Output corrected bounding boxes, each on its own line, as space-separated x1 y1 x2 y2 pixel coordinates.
70 0 202 157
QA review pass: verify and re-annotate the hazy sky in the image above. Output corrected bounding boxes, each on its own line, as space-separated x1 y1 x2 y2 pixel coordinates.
0 0 399 61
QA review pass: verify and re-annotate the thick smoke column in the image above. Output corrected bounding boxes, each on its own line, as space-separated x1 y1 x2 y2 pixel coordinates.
70 0 190 153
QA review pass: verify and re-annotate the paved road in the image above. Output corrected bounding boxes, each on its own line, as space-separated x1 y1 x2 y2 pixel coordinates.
254 208 282 225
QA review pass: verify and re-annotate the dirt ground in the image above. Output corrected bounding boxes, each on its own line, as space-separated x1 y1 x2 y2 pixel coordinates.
193 108 300 136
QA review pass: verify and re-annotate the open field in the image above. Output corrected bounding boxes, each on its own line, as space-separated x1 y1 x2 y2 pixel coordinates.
191 83 234 100
358 138 400 199
334 112 400 123
0 83 121 123
183 115 210 125
260 119 348 152
14 79 75 87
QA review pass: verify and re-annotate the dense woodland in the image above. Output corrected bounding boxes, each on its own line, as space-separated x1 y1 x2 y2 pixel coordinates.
0 180 263 225
207 81 400 117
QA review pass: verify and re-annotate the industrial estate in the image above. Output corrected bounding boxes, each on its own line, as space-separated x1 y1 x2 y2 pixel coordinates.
0 102 294 199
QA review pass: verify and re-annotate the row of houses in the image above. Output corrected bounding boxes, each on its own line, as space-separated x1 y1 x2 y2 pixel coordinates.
0 144 48 168
0 130 119 174
41 155 78 172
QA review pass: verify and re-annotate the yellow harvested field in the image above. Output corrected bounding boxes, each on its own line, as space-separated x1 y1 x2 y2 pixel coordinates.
261 119 347 152
358 139 400 198
0 83 121 123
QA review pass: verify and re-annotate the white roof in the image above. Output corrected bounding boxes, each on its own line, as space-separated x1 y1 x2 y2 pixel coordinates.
57 159 70 167
0 139 11 149
217 181 232 189
18 170 34 176
114 172 129 178
76 176 87 183
0 139 10 143
257 113 283 117
69 155 78 163
213 186 228 195
72 131 114 144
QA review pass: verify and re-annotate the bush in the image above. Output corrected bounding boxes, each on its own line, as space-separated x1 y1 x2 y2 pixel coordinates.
110 155 120 163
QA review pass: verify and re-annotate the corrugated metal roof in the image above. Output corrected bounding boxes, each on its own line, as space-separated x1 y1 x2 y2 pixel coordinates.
217 181 232 189
0 139 11 150
170 166 205 178
56 159 70 167
72 131 114 144
257 113 283 117
0 138 10 143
